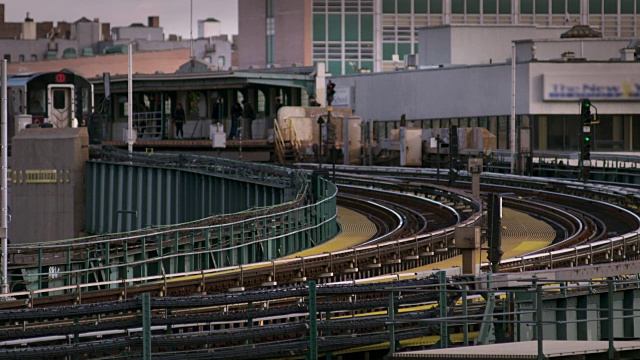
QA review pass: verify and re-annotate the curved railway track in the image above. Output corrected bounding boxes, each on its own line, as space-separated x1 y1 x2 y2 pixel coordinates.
2 167 640 359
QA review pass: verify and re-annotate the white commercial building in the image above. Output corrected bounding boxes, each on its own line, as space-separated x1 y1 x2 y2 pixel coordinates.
330 25 640 152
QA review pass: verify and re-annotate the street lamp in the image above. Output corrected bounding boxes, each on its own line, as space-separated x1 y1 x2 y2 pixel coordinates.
317 116 325 168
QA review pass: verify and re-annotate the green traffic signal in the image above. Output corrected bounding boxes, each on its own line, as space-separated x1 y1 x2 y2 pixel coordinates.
584 135 591 142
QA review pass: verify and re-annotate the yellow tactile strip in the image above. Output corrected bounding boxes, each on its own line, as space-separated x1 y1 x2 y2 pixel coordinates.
286 206 378 257
410 208 557 271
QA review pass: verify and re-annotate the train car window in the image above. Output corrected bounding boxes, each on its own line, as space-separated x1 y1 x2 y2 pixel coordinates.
28 89 46 114
82 88 90 114
53 90 66 110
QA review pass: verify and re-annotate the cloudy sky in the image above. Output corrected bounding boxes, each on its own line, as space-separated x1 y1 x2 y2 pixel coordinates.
5 0 238 38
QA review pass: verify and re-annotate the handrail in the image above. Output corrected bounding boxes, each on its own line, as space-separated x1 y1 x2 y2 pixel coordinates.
288 118 303 162
273 119 286 164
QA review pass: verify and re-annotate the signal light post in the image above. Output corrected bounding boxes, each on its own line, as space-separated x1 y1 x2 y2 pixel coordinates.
580 99 592 182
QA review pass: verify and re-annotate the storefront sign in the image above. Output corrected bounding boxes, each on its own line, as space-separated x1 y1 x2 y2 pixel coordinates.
332 86 353 108
543 75 640 101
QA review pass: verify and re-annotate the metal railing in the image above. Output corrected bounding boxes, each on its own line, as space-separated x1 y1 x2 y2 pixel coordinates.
133 111 163 140
5 149 339 295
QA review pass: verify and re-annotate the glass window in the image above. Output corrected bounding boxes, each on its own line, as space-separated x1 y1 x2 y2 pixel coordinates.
53 90 66 110
621 0 634 13
361 61 373 72
467 0 480 13
82 88 90 114
383 0 395 13
483 0 497 13
345 14 358 41
567 0 580 13
345 61 356 74
551 0 565 13
603 0 617 13
535 0 549 13
328 61 341 75
588 0 601 13
452 0 465 13
521 0 533 14
398 43 412 58
28 89 46 114
328 14 341 41
398 0 411 13
498 0 511 13
313 14 326 41
430 0 443 13
383 43 395 60
361 15 373 41
415 0 428 13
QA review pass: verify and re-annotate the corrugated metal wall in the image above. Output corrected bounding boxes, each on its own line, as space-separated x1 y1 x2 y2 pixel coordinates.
85 162 286 234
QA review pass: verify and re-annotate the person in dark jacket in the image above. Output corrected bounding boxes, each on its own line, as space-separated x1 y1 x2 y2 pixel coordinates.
242 99 256 140
229 102 243 140
309 96 321 107
173 103 186 139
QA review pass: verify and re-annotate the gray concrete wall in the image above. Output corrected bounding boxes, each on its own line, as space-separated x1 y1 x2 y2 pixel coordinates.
331 60 640 121
10 128 89 243
0 39 78 62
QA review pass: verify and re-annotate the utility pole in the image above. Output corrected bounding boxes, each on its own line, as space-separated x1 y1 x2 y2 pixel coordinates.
1 60 8 294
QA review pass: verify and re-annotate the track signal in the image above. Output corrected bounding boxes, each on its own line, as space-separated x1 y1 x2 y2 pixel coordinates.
580 99 592 182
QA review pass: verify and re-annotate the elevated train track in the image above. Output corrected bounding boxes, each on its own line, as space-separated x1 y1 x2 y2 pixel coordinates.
2 166 640 358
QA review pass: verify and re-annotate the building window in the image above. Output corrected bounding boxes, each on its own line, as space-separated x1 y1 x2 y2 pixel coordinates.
430 0 443 13
452 0 465 13
218 56 225 68
361 14 373 41
551 0 565 14
3 54 10 62
31 54 37 61
266 0 275 66
484 0 497 14
313 14 326 41
603 0 618 13
345 14 358 41
383 43 395 60
19 54 25 62
415 0 428 13
498 0 511 13
467 0 481 14
328 14 341 41
521 0 534 14
535 0 549 13
383 0 395 13
621 0 634 14
398 0 412 13
588 0 602 14
567 0 581 14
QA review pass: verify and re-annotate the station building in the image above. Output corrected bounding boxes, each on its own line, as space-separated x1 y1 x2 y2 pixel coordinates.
329 25 640 152
238 0 640 74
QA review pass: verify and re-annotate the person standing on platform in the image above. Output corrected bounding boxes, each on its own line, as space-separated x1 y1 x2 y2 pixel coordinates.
308 96 321 107
229 102 243 140
242 99 255 140
173 103 186 139
275 97 283 115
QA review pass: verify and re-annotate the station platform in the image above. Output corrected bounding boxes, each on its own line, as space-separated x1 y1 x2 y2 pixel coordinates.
287 206 378 257
390 340 640 359
408 207 556 272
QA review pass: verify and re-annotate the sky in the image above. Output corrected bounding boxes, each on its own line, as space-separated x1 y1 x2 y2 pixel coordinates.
5 0 238 38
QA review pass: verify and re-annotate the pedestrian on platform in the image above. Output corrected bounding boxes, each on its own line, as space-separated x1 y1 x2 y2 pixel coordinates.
309 96 320 107
229 102 243 140
173 103 186 139
242 99 255 140
275 97 283 115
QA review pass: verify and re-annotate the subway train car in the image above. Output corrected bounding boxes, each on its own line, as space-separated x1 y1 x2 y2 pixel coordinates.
4 69 93 138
